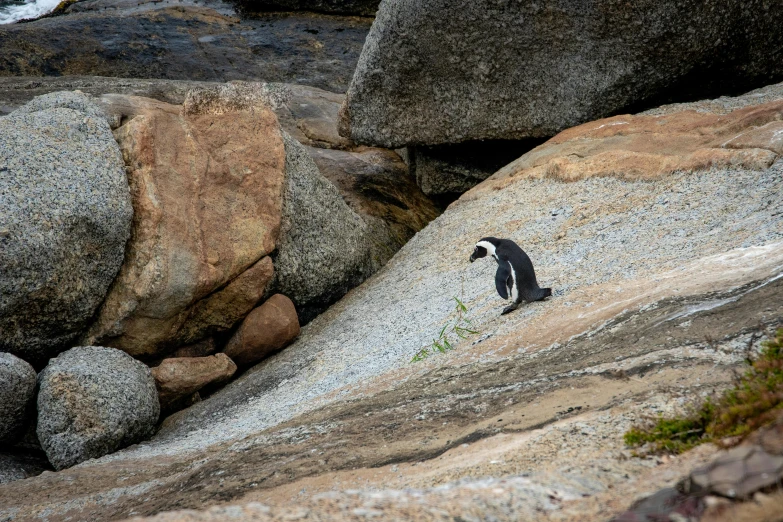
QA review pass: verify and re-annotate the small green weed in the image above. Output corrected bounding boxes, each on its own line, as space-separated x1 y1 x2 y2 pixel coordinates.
411 297 479 362
624 328 783 454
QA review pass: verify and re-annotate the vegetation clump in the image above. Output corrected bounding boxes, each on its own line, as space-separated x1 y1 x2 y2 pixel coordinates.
411 297 479 362
625 328 783 454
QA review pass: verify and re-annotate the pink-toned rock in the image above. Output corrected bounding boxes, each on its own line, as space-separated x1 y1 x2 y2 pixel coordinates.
84 90 286 358
223 295 300 367
151 353 237 409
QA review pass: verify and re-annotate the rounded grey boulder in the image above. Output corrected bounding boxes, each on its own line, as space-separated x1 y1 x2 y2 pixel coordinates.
0 353 37 445
340 0 783 148
0 91 132 367
37 346 159 470
272 132 372 323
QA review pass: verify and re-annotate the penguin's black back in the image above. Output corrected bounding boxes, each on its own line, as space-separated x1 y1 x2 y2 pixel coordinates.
495 239 550 302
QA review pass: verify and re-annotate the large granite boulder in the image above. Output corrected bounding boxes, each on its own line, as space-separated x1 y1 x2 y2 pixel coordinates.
0 91 132 367
37 346 159 470
265 82 439 294
272 132 373 322
0 353 37 445
84 91 284 359
339 0 783 148
307 146 439 264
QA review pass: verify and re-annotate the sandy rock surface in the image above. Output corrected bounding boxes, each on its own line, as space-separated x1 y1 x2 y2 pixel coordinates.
83 92 284 358
0 92 132 367
36 347 159 470
2 85 783 521
339 0 783 148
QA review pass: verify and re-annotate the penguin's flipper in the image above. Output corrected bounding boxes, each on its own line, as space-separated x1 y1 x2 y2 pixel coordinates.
495 264 511 299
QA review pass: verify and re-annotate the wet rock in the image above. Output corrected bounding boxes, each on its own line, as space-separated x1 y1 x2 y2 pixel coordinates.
339 0 783 148
0 91 132 367
83 92 284 359
37 346 159 470
151 354 236 411
236 0 379 16
224 294 300 367
0 4 371 93
0 353 37 445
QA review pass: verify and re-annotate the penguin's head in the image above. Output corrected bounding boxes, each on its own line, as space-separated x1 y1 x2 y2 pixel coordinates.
470 237 499 262
469 245 486 263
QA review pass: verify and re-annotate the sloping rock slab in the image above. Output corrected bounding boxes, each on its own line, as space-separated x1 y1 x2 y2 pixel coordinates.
339 0 783 148
2 84 783 522
0 5 371 93
0 77 218 116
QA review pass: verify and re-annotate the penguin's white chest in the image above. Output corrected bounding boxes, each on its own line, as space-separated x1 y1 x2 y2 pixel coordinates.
508 262 518 301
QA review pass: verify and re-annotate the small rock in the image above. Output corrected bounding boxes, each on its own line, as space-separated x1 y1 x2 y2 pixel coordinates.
151 354 237 411
224 295 300 367
0 352 37 444
37 346 159 470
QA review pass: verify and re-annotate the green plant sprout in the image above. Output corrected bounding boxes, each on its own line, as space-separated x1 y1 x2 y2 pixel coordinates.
411 296 480 362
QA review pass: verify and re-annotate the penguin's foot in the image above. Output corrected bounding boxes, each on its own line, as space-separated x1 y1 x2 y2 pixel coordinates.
501 303 519 316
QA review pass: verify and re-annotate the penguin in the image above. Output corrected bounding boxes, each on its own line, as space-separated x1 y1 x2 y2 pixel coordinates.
469 237 552 315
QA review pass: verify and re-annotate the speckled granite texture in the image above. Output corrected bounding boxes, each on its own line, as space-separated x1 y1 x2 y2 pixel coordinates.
0 91 132 367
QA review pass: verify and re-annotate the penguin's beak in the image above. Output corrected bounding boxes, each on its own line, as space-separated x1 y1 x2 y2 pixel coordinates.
469 253 476 263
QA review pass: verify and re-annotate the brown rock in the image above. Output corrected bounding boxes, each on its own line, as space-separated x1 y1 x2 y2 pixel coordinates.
224 295 300 367
152 354 237 409
306 146 439 268
480 99 783 190
84 92 286 358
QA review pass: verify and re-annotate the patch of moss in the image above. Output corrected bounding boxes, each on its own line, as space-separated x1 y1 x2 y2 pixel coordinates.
625 328 783 454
